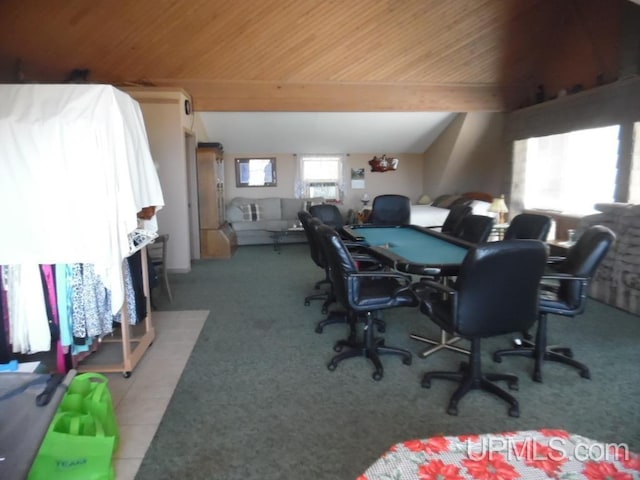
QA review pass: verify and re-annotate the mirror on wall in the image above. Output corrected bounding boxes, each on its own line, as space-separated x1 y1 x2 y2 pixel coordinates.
235 157 277 187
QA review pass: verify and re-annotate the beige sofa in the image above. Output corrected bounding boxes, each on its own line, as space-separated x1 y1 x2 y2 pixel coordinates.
226 196 324 245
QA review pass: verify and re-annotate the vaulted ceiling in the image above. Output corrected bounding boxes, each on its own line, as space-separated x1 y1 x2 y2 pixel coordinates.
0 0 625 112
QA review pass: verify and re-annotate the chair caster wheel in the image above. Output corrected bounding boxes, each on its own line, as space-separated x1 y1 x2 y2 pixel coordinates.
315 325 323 334
123 371 131 379
508 380 519 391
421 379 431 388
493 353 502 363
580 370 591 379
533 371 542 383
333 344 343 353
447 405 459 416
372 371 383 381
327 362 337 371
321 306 328 314
402 357 412 366
508 406 520 418
304 300 310 306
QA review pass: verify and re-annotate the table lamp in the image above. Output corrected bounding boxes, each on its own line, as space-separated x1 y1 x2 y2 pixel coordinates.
489 194 509 224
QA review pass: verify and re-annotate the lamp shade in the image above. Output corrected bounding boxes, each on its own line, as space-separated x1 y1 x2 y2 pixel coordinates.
489 194 509 223
489 195 509 214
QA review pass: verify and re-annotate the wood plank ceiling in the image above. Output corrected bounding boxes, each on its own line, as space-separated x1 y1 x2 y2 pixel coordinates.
0 0 623 112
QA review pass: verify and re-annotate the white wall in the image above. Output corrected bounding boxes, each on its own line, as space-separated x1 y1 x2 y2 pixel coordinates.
121 88 195 272
219 152 424 217
422 112 508 199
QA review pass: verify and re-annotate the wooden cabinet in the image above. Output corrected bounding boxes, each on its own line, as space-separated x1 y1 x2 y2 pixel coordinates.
197 147 237 258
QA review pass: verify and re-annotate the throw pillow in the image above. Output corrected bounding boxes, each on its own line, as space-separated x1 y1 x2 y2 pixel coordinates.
240 203 262 221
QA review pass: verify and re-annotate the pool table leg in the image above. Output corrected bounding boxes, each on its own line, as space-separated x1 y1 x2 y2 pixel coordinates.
410 330 470 358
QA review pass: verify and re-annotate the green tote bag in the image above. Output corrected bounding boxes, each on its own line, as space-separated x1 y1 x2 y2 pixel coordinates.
28 411 115 480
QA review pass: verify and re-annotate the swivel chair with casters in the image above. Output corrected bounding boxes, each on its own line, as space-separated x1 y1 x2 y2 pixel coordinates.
426 204 472 235
310 218 386 334
454 214 495 244
493 225 615 382
148 233 172 304
502 212 552 342
503 213 552 241
414 240 547 417
368 194 411 225
318 224 418 380
408 210 485 358
298 211 331 310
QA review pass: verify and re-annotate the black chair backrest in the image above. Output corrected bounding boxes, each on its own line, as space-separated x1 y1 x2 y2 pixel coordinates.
555 225 616 309
309 204 344 229
503 213 552 241
454 214 494 244
454 240 547 337
298 210 324 268
441 204 472 235
316 223 358 307
368 194 411 225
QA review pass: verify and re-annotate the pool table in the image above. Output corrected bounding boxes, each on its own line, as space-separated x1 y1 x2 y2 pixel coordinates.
341 224 474 276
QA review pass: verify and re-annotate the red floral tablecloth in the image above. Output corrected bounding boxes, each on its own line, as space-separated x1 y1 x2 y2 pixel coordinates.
359 429 640 479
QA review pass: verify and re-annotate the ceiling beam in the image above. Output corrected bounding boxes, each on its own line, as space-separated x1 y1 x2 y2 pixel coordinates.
147 80 521 112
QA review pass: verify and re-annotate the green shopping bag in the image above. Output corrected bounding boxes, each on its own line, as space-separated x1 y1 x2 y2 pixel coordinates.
61 372 120 449
28 411 115 480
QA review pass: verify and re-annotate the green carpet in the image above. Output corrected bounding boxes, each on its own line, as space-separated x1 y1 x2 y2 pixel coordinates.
137 244 640 479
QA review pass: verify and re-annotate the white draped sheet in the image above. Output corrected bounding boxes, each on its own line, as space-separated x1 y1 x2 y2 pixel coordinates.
0 84 164 314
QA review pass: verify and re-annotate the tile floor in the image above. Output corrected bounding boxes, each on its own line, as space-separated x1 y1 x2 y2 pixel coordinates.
95 310 208 480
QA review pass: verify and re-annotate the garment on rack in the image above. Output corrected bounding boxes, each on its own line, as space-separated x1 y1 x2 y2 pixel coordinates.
4 264 51 354
70 264 113 341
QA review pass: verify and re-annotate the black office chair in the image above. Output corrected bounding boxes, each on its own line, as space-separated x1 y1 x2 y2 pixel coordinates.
304 216 386 334
503 213 552 241
454 214 495 244
318 224 418 380
309 204 344 230
414 240 547 417
148 233 172 303
493 225 615 382
298 211 332 310
368 194 411 225
427 204 472 235
408 206 479 358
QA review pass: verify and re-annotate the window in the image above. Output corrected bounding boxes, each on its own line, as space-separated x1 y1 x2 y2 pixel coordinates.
235 157 277 187
298 155 343 201
515 125 620 215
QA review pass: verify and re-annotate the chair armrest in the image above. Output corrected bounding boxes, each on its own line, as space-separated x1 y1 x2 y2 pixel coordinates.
547 255 566 265
350 270 412 284
541 273 590 282
411 278 456 297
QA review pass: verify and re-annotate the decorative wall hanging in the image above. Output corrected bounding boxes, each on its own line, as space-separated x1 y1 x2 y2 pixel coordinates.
368 154 399 172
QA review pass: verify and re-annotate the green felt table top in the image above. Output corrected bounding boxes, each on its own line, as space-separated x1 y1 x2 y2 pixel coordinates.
343 225 471 275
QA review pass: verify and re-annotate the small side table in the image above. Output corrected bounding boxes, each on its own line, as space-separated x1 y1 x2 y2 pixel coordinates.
490 222 510 241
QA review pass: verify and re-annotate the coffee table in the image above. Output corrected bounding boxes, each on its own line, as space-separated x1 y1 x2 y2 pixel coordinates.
268 227 305 252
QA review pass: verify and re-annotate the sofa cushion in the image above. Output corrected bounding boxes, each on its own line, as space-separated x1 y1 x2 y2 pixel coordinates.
231 219 288 232
281 198 304 221
239 203 262 221
229 197 282 220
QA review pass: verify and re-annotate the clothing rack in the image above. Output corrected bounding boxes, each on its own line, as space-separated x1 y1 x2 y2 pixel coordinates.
0 85 165 378
76 241 155 378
